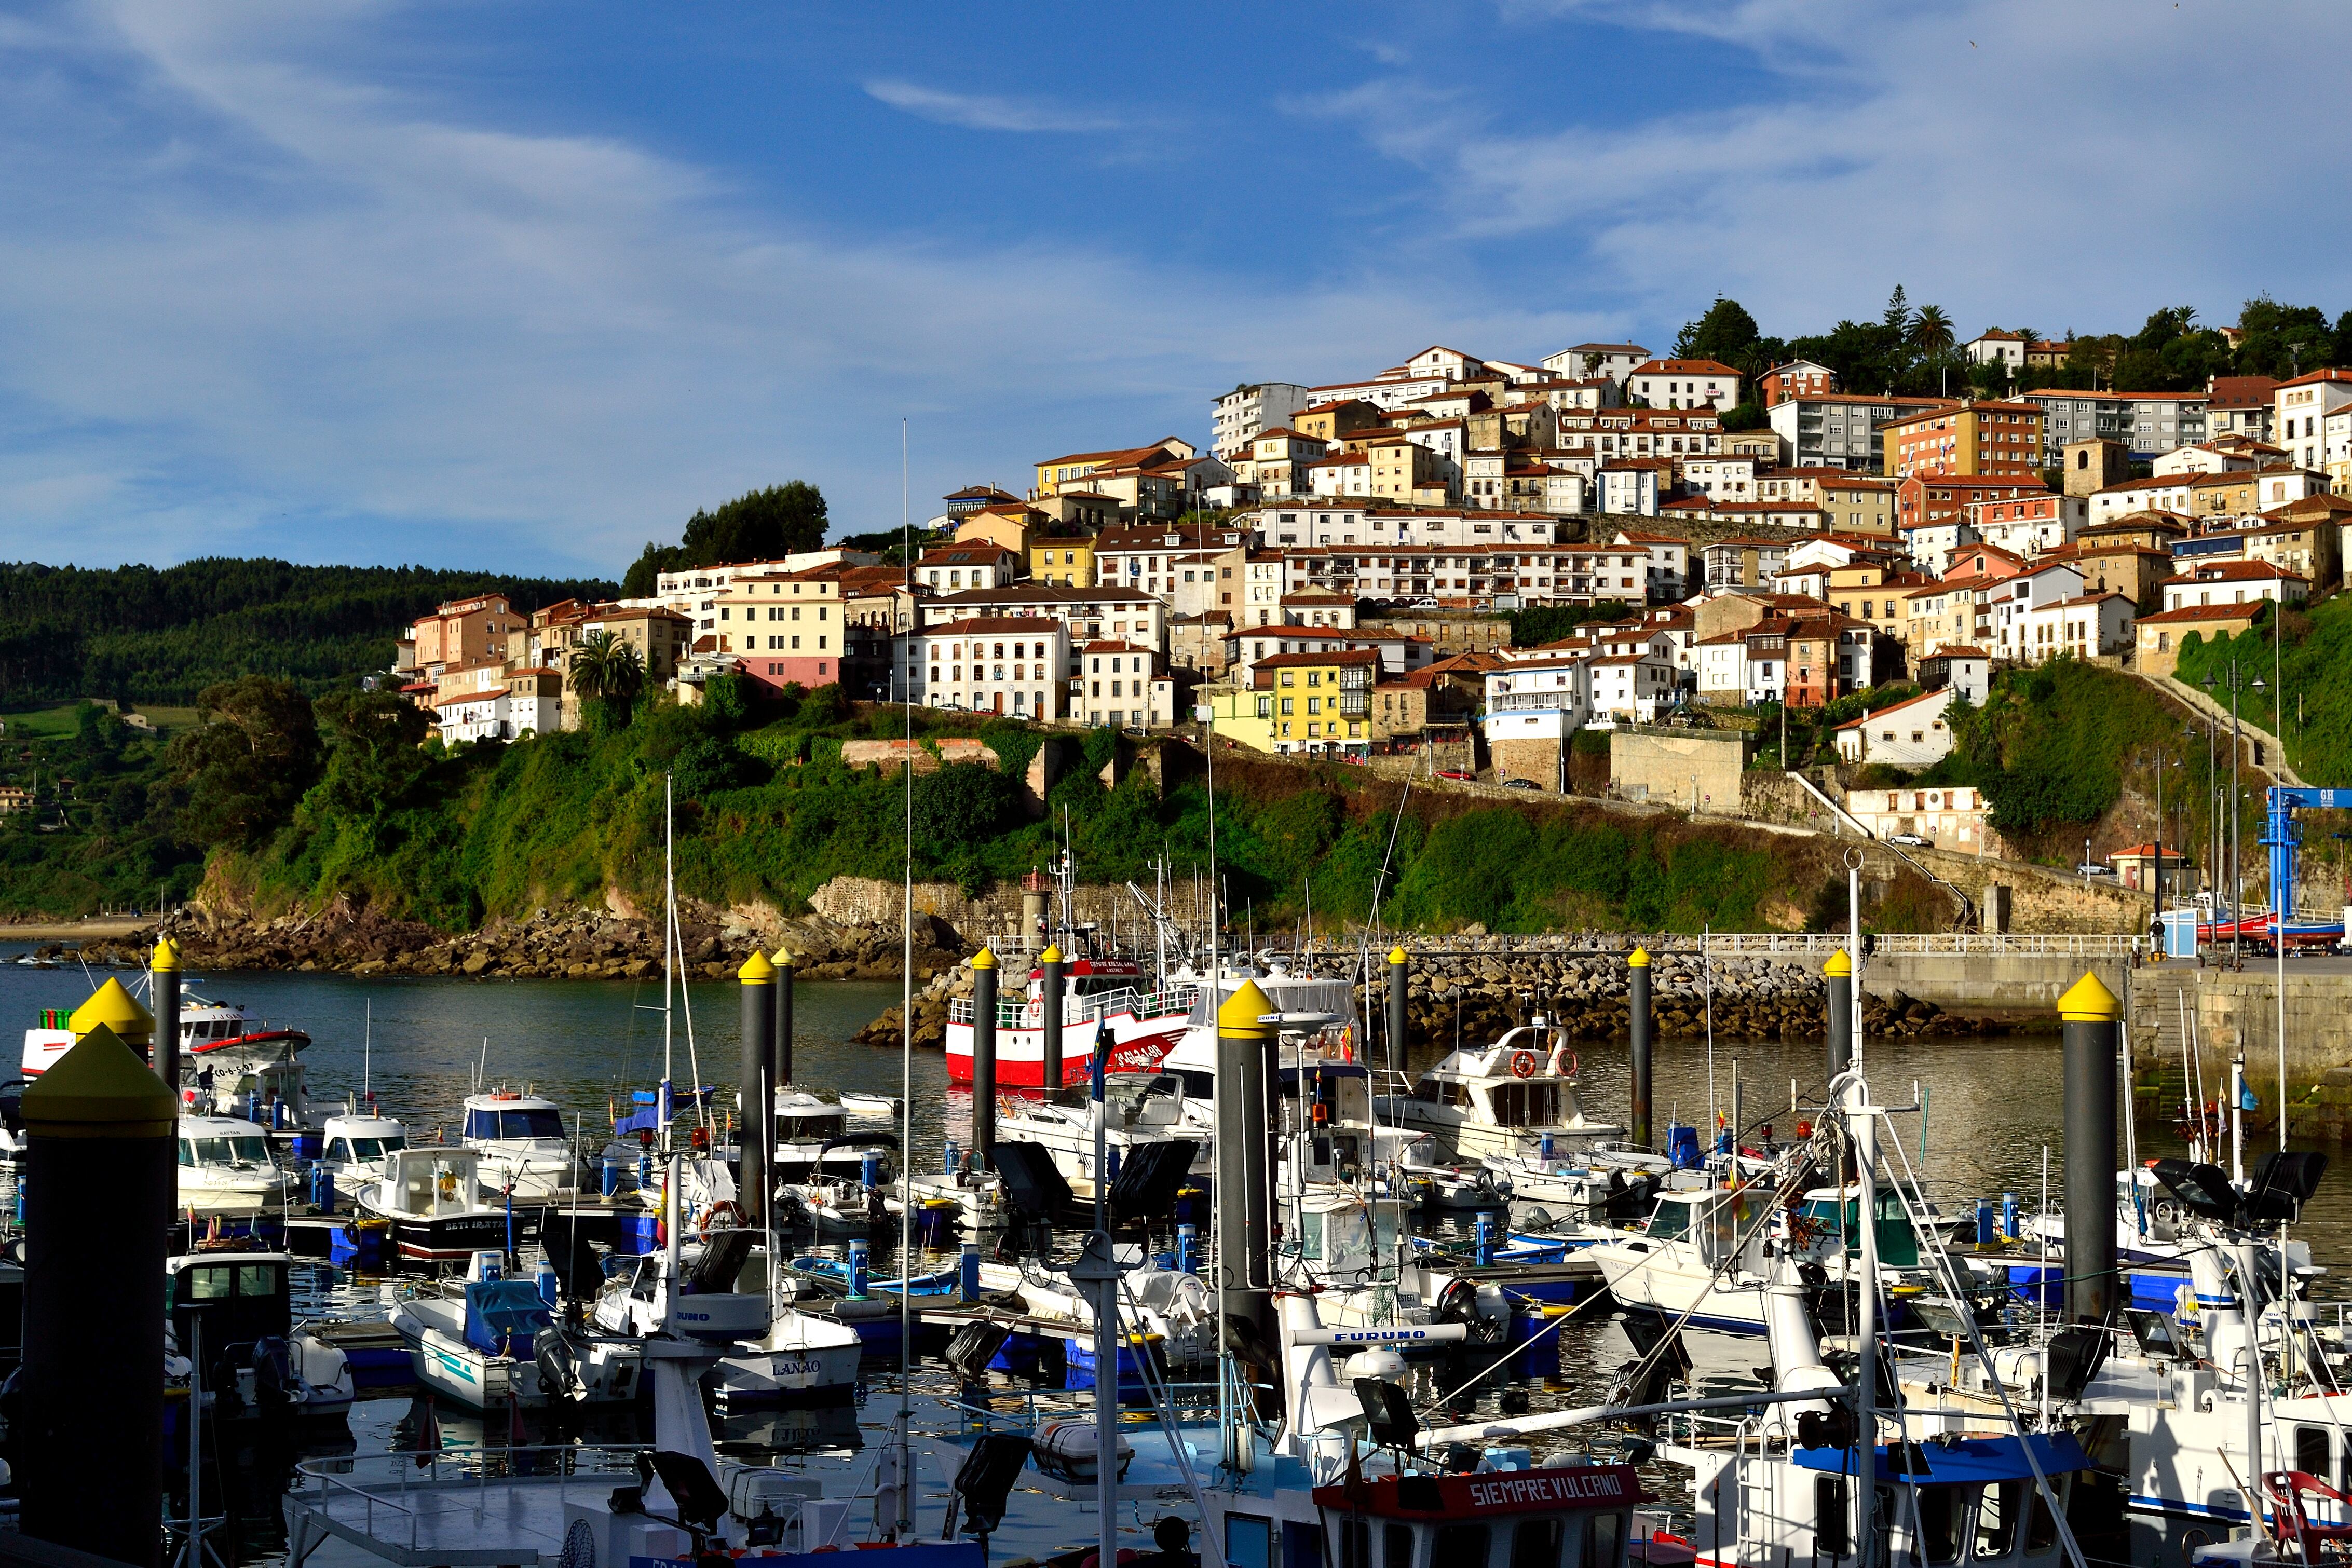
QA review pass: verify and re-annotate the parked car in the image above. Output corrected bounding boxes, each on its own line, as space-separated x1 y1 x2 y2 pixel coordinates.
1502 778 1540 790
2078 864 2114 878
1887 833 1932 847
1436 768 1476 781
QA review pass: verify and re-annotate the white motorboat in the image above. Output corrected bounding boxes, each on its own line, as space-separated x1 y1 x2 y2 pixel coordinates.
713 1306 864 1405
1377 1020 1624 1161
767 1090 895 1185
392 1267 639 1409
165 1250 352 1418
1392 1131 1512 1210
838 1092 900 1118
591 1234 772 1345
971 1253 1218 1371
777 1174 885 1235
355 1147 513 1261
316 1103 410 1190
24 978 312 1115
176 1113 295 1215
994 1071 1211 1188
1583 1183 1803 1334
458 1089 586 1198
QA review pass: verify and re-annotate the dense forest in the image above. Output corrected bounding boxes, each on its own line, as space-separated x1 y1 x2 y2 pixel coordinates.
0 559 616 705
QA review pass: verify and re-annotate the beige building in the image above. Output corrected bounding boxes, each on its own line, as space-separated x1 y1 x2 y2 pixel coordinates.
2061 439 2130 498
411 593 521 673
2133 602 2261 681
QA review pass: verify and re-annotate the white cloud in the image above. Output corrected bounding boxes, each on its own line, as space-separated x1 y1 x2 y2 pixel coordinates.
862 78 1122 134
1311 1 2352 342
0 5 1625 571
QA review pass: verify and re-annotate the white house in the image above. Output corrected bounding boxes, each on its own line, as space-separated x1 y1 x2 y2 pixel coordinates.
1626 359 1742 413
1075 640 1174 730
916 541 1021 596
1211 383 1312 459
1587 654 1678 722
2274 370 2352 474
2160 560 2310 612
1988 561 2086 657
2010 593 2135 664
1599 463 1663 516
2088 475 2197 525
1963 331 2026 370
1833 687 1959 768
897 615 1072 718
1845 785 2002 855
1541 343 1650 385
1901 519 1980 576
1966 493 2085 560
1682 456 1759 502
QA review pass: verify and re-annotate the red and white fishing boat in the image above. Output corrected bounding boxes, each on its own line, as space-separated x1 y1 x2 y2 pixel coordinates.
24 977 312 1119
944 951 1197 1089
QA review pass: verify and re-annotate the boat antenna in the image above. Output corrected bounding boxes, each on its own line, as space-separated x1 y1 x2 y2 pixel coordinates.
895 413 915 1541
363 1000 372 1103
663 772 676 1153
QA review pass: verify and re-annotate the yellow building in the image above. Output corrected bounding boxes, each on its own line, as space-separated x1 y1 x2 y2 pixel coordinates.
1881 400 2045 480
1248 649 1378 754
1029 535 1097 588
1819 476 1898 536
1208 685 1276 752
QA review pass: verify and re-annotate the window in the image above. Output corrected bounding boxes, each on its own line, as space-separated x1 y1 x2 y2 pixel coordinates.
1583 1515 1623 1568
1226 1517 1272 1568
1431 1525 1487 1568
1383 1526 1416 1568
1508 1519 1561 1568
1816 1476 1851 1557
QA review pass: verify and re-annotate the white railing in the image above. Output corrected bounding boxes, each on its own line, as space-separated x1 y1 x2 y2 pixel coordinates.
291 1445 643 1561
1324 932 2151 961
946 983 1201 1029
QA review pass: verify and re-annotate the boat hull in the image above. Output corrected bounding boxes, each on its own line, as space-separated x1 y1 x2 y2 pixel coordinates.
943 1005 1187 1088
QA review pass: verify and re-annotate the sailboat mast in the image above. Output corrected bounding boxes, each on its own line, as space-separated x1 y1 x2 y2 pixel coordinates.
662 773 675 1151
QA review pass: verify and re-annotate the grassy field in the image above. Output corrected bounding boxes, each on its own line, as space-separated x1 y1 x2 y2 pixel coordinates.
0 702 199 741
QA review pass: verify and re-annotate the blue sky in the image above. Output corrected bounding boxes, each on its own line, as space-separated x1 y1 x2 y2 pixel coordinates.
3 0 2349 579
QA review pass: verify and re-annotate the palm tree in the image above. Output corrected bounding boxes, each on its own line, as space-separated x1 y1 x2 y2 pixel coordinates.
1911 305 1956 393
568 631 645 723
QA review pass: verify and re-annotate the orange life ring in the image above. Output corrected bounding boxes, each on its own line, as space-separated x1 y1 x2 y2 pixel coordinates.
1510 1051 1539 1080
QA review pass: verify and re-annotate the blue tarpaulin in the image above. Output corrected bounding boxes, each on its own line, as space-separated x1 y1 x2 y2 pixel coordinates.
464 1279 552 1357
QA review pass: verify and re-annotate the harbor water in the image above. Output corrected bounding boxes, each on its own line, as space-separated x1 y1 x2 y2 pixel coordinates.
5 947 2346 1564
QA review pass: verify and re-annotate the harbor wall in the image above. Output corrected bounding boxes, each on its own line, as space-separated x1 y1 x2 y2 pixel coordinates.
2128 962 2352 1142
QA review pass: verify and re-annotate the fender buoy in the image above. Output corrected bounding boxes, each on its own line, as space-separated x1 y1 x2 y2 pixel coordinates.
1510 1051 1539 1080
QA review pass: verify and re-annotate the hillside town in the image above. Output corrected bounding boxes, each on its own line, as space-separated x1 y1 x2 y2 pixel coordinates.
390 331 2348 830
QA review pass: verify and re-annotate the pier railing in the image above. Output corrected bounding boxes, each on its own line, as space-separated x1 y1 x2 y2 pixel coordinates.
1252 933 2152 964
947 983 1201 1029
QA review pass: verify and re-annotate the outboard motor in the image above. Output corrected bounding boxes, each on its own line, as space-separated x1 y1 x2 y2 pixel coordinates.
534 1324 581 1401
251 1335 294 1414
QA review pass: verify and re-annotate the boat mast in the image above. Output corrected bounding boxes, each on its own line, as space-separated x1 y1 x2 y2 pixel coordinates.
661 773 675 1153
894 415 914 1542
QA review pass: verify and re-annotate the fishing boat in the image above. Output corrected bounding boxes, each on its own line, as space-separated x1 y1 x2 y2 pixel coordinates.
1377 1021 1625 1162
165 1250 354 1419
591 1233 772 1345
391 1266 641 1409
316 1103 410 1190
943 950 1195 1089
24 978 311 1091
177 1112 296 1216
354 1147 515 1261
458 1088 587 1198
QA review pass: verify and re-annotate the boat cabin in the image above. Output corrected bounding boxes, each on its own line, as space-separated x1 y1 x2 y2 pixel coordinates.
1791 1184 1924 1267
1286 1463 1645 1568
1636 1188 1776 1272
1288 1191 1406 1284
1678 1433 2089 1568
1386 1027 1618 1158
460 1093 566 1143
178 1116 283 1178
379 1147 488 1219
322 1114 406 1166
1047 1072 1188 1128
167 1250 294 1352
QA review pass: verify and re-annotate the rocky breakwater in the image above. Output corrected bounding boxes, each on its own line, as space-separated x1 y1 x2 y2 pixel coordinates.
1393 941 1996 1046
845 938 1998 1059
63 903 969 984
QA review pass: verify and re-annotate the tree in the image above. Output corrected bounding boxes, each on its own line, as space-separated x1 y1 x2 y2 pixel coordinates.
312 689 431 818
622 482 831 596
166 676 322 848
1909 304 1954 393
1883 285 1912 336
912 763 1018 851
1672 296 1781 377
568 631 646 731
2236 296 2334 380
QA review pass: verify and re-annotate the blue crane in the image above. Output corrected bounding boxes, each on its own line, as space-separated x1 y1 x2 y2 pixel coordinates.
2255 785 2352 945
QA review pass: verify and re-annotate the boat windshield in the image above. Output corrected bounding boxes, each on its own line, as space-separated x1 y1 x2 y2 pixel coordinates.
778 1115 845 1140
181 1136 276 1168
345 1135 406 1160
1490 1082 1561 1127
467 1108 565 1140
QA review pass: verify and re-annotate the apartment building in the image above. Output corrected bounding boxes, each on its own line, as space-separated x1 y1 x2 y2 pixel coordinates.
1211 383 1312 459
1882 401 2046 480
2277 370 2352 473
1767 393 1950 473
2022 390 2207 463
895 616 1072 719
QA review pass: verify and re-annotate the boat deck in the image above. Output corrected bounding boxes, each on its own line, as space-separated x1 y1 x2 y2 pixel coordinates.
285 1452 642 1567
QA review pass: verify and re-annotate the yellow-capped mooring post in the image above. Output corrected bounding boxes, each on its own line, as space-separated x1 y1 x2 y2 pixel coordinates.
1825 948 1854 1081
771 945 796 1089
1215 980 1277 1361
1628 946 1654 1151
152 934 183 1095
738 951 776 1228
2059 971 2122 1325
1039 943 1066 1092
21 1024 178 1565
970 948 1000 1161
1386 946 1409 1061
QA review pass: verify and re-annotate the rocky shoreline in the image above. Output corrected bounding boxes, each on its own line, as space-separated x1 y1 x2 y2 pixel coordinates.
29 909 1995 1056
850 942 1997 1054
40 903 965 986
